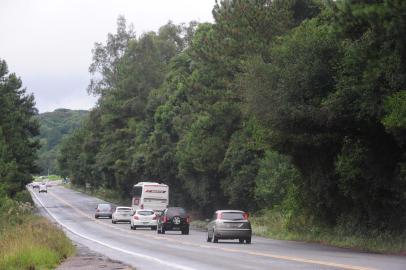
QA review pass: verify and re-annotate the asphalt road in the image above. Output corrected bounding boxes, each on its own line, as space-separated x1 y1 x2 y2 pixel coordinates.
29 185 406 270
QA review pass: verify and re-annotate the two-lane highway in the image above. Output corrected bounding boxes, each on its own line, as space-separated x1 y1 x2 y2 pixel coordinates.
29 185 406 270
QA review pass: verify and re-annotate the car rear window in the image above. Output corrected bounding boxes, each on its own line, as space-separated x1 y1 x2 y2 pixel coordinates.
117 208 132 212
137 210 154 216
98 204 111 210
220 212 244 220
167 208 186 217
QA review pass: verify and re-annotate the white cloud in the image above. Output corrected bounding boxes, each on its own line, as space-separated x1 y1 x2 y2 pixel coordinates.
0 0 215 112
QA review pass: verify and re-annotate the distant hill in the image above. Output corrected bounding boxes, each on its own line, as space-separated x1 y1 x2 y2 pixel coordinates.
36 108 89 175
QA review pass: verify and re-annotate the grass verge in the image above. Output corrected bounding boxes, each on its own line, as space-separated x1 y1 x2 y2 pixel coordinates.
65 184 130 206
191 209 406 254
0 192 75 270
250 209 406 254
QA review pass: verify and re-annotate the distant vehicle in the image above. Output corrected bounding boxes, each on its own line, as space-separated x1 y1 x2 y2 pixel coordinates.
132 182 169 212
112 207 133 224
207 210 252 244
95 203 113 219
130 209 157 230
157 207 189 235
39 184 47 193
32 182 40 189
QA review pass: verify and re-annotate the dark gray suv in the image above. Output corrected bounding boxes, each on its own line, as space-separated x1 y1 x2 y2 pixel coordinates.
207 210 252 244
157 207 190 235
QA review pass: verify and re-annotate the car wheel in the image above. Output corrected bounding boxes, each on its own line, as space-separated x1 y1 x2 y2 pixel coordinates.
182 228 189 235
112 220 116 224
246 237 251 244
95 215 99 219
157 227 161 234
212 230 218 243
207 233 212 242
109 215 112 219
239 238 244 244
130 225 135 230
161 227 165 234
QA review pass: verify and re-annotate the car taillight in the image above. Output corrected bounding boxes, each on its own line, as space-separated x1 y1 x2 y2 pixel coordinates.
163 216 167 223
152 214 157 220
217 213 223 220
140 204 144 209
243 212 249 220
186 216 190 224
133 215 139 220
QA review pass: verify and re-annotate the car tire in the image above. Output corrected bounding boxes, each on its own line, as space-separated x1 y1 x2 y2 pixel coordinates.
246 237 251 244
157 227 161 234
207 234 212 242
212 230 218 243
130 225 135 230
95 215 99 219
112 220 116 224
161 227 165 234
109 215 112 219
182 228 189 235
239 239 244 244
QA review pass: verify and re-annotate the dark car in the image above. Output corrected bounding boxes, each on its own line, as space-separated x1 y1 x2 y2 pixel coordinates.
157 207 190 235
207 210 252 244
95 203 113 219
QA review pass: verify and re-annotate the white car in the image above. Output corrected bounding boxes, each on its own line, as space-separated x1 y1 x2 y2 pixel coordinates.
130 209 157 230
112 207 133 224
39 184 47 193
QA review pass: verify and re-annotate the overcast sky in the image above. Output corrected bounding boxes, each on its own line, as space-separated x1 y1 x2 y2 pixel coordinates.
0 0 215 113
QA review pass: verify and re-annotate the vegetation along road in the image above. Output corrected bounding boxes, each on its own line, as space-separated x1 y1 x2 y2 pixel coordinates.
29 184 406 270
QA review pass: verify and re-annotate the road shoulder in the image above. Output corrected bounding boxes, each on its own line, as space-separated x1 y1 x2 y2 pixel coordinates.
57 242 134 270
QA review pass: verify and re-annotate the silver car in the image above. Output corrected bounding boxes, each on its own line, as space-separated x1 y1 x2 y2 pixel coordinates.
95 203 113 219
207 210 252 244
112 207 133 224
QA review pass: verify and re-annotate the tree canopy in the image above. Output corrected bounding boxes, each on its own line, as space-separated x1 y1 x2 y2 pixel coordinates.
59 1 406 232
0 59 39 196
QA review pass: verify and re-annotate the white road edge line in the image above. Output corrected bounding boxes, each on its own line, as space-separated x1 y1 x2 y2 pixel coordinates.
29 187 197 270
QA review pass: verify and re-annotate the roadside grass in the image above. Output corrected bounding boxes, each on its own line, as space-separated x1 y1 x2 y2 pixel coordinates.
66 184 130 206
191 209 406 254
190 220 208 231
47 175 62 181
249 209 406 254
0 193 75 270
34 175 62 181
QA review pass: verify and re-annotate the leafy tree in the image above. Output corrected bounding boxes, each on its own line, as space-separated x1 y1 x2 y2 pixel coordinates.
0 59 39 196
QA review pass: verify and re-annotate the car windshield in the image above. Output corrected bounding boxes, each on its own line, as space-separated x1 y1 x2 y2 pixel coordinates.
98 204 111 210
167 208 186 217
117 208 132 212
221 212 244 220
137 210 154 216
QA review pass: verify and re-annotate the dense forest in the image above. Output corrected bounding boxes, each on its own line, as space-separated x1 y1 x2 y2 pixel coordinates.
59 0 406 234
0 59 39 197
37 109 88 175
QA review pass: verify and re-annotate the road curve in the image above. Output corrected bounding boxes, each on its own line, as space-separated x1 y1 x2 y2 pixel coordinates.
29 185 406 270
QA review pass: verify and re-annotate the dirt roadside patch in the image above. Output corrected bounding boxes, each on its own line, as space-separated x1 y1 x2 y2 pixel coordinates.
57 242 134 270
